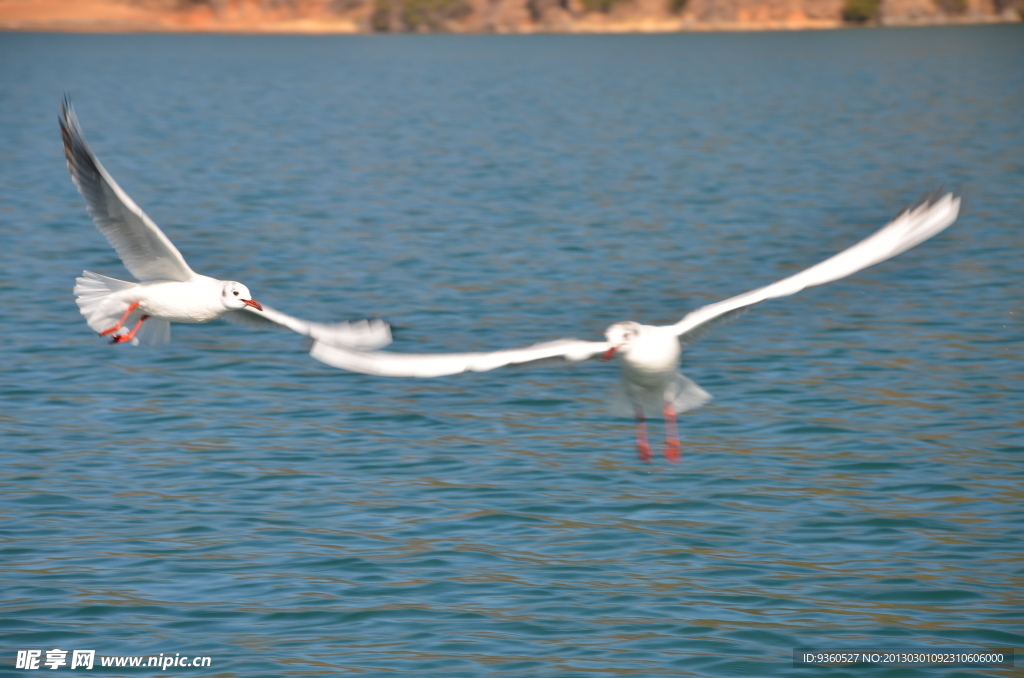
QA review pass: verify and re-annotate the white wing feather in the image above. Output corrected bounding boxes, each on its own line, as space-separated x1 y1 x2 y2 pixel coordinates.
311 194 958 379
310 337 610 378
671 194 960 341
226 306 392 349
61 98 196 283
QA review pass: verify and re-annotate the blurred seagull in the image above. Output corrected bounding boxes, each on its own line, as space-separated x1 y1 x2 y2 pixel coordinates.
61 98 390 349
311 194 960 462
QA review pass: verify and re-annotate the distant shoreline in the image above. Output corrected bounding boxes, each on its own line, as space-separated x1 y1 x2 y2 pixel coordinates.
3 18 1017 34
0 0 1018 34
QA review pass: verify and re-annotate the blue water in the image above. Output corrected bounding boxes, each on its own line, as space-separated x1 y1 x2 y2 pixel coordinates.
1 27 1022 677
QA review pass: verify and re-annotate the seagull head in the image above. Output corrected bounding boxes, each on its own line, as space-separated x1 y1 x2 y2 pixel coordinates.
221 281 263 312
602 321 643 361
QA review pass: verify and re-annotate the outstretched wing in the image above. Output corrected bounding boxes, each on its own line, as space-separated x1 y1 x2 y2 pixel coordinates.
310 337 611 378
60 97 196 283
225 305 393 349
671 194 960 343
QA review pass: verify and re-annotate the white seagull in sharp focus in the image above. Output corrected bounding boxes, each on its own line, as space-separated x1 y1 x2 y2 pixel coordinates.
61 98 391 349
311 194 960 463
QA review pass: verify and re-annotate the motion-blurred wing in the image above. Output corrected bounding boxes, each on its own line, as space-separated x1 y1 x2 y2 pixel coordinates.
60 97 196 283
671 194 960 343
226 305 392 349
310 337 610 378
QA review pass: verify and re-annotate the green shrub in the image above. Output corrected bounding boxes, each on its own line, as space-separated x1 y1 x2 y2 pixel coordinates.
371 0 395 30
580 0 622 12
371 0 469 30
842 0 880 22
403 0 470 29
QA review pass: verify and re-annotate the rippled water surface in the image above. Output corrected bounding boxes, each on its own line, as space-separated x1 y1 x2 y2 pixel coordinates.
1 27 1022 676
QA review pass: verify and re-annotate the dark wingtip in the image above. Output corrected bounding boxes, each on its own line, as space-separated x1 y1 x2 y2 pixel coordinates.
898 187 956 220
59 97 75 171
59 95 78 158
59 94 74 132
58 95 102 189
915 186 955 211
923 186 945 208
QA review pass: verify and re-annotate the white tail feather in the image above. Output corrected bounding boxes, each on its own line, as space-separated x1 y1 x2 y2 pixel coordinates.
74 271 134 333
610 373 712 418
73 271 170 346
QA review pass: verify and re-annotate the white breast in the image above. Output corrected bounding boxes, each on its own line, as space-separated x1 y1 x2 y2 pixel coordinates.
619 327 681 388
137 278 227 324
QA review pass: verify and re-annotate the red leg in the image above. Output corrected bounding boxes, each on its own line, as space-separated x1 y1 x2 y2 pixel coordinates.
99 302 141 336
663 400 681 463
110 315 149 344
634 404 652 464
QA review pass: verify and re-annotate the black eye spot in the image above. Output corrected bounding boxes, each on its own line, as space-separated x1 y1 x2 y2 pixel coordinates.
233 291 239 296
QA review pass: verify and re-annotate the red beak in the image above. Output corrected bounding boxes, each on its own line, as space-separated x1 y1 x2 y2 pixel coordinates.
242 298 263 312
601 347 617 362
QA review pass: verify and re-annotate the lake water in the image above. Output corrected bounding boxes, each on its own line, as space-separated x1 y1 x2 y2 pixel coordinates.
1 26 1022 677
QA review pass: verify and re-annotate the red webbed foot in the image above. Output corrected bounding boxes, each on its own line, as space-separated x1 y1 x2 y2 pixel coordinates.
634 404 652 463
98 301 141 337
108 315 149 345
663 401 681 463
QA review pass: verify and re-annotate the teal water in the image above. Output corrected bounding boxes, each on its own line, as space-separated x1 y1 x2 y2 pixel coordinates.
1 27 1022 677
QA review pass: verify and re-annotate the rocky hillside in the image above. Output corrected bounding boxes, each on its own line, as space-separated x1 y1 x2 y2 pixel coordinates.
0 0 1019 32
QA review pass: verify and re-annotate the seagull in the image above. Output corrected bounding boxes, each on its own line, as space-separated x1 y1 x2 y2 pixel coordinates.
61 98 391 349
311 194 961 462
